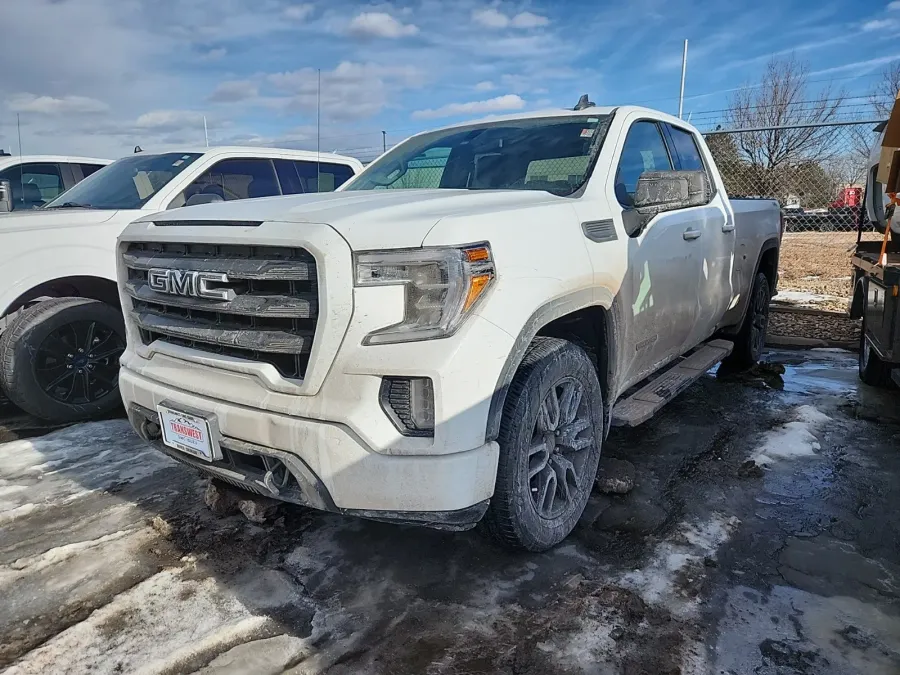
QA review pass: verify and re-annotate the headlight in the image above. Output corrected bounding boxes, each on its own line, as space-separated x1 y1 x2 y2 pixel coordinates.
354 243 495 344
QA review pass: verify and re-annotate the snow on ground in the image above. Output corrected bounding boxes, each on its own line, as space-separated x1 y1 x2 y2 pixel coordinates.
619 513 740 618
772 290 845 308
6 567 275 675
751 404 831 466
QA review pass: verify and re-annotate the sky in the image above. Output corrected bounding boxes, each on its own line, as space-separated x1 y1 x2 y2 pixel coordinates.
0 0 894 162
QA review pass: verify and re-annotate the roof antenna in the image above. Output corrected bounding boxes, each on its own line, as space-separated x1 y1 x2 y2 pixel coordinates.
134 145 143 153
573 94 595 111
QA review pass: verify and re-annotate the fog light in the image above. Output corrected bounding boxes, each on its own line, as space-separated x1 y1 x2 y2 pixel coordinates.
380 377 435 436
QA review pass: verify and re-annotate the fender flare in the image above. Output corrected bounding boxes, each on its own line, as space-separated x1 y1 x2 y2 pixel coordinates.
723 236 780 335
485 289 617 442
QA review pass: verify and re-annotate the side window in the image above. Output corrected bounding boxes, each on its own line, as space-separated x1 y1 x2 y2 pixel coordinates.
294 161 356 192
0 163 65 208
614 122 673 206
78 163 105 179
666 125 706 173
177 158 280 207
274 159 304 194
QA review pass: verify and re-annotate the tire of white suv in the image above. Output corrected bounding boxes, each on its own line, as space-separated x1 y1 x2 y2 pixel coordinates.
485 337 604 551
725 271 771 368
0 298 126 422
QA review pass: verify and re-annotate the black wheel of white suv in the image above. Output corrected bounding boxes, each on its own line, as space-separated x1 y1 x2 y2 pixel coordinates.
0 298 126 422
485 337 603 552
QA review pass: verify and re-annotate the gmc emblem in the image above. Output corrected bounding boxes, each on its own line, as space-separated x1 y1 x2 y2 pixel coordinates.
147 269 235 301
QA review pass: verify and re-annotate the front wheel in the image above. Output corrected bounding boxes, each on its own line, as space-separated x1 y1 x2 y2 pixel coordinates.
0 298 126 422
485 337 604 551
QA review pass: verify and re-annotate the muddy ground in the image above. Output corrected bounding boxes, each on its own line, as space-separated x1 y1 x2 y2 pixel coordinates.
1 349 899 674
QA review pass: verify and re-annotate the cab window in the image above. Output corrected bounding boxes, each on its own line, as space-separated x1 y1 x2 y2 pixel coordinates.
614 122 673 206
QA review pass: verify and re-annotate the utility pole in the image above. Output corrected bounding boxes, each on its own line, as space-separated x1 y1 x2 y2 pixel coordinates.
17 114 23 208
678 39 688 119
382 130 386 153
203 116 209 147
316 69 321 191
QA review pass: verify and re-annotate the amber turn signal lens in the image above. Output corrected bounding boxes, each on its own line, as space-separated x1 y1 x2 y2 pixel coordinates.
463 273 492 312
464 246 491 263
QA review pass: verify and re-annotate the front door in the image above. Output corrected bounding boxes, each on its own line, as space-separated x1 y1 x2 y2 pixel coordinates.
605 119 704 390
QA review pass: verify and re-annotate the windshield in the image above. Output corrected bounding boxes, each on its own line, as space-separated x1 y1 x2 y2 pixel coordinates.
44 152 203 210
345 115 611 196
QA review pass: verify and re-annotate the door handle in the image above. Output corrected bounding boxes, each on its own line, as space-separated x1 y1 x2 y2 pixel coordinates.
722 222 735 233
683 228 702 241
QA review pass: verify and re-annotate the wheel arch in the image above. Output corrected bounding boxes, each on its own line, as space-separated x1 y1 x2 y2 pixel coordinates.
486 291 617 442
1 275 120 318
849 274 867 320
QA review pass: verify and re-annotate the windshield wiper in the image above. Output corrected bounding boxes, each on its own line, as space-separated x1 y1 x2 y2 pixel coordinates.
44 202 94 209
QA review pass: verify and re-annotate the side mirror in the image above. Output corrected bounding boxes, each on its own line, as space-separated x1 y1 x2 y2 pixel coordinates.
0 180 12 212
626 170 711 236
184 193 224 207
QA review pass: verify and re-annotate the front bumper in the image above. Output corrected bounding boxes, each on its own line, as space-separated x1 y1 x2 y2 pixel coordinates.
121 366 499 528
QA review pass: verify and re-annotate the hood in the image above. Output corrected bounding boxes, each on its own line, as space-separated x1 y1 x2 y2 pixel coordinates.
0 208 123 233
141 189 565 249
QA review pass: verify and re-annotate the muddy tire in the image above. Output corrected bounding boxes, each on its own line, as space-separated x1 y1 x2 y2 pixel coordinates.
485 337 603 552
0 298 126 422
859 315 895 388
726 272 770 368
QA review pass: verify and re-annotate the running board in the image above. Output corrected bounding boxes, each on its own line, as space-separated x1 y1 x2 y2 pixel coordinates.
611 339 734 427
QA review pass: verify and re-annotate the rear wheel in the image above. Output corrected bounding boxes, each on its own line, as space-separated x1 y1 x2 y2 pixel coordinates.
725 272 770 368
485 337 603 551
0 298 126 422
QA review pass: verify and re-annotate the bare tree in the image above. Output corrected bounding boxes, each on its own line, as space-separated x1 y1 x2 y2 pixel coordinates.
848 63 900 162
870 62 900 117
727 55 844 171
724 55 845 202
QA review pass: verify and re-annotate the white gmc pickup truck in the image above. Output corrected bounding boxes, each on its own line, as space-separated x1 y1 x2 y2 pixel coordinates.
117 104 782 550
0 147 362 422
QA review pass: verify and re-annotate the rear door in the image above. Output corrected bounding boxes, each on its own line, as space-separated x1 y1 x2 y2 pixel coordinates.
663 123 733 346
605 119 704 387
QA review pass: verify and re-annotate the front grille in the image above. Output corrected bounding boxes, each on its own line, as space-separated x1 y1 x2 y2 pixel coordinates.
123 242 318 379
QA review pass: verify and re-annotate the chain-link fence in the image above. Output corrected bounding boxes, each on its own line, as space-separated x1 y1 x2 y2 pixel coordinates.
704 120 885 311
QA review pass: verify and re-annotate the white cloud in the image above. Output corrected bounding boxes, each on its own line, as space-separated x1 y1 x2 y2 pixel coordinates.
411 94 526 120
862 18 898 31
199 47 227 62
472 8 550 29
475 81 496 91
266 61 425 120
7 93 109 115
134 110 206 131
472 8 510 28
283 3 314 21
810 54 900 77
890 1 900 10
511 11 550 28
208 80 260 103
347 12 418 39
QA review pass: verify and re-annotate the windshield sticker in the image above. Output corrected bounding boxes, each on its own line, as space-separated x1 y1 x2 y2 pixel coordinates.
587 118 599 123
580 128 594 138
173 160 184 166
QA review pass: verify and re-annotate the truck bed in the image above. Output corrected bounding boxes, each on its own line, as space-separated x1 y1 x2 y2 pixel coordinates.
852 240 900 285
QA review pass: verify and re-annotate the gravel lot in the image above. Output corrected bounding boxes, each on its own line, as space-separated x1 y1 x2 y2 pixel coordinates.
778 231 884 312
1 349 899 674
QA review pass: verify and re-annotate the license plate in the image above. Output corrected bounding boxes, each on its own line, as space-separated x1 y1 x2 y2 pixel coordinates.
157 404 221 462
